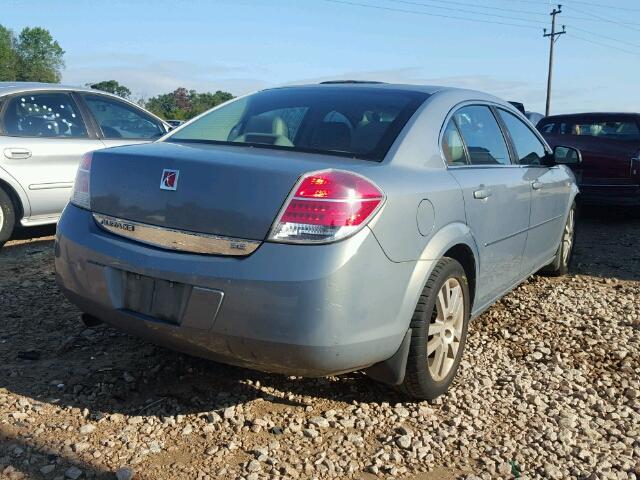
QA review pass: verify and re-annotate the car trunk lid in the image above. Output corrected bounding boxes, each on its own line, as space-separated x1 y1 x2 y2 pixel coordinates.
89 141 367 241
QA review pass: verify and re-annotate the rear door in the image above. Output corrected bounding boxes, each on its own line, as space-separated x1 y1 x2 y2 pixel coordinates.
0 91 102 219
497 108 571 273
79 93 167 148
444 105 531 307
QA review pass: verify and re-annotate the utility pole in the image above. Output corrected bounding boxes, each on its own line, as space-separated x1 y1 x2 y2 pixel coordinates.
544 5 566 116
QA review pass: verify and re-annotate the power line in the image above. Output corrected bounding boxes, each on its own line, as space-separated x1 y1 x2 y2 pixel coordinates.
480 0 640 14
563 15 640 28
569 33 640 56
325 0 640 59
568 24 640 50
565 4 640 33
323 0 542 30
387 0 549 18
561 0 640 14
385 0 546 25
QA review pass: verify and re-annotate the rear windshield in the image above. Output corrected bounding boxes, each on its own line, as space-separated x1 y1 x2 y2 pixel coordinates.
165 87 429 161
540 117 640 141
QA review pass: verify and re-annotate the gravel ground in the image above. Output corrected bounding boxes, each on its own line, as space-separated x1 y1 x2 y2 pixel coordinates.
0 209 638 480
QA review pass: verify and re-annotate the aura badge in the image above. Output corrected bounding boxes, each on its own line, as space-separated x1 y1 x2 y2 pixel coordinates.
160 169 179 191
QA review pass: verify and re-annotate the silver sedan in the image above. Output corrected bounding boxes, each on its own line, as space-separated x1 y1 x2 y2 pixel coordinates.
55 83 580 399
0 82 169 247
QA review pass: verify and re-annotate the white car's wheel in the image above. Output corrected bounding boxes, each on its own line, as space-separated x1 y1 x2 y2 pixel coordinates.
0 187 16 248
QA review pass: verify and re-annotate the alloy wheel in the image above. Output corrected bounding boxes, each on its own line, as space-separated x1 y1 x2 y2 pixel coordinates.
427 277 465 381
562 208 575 266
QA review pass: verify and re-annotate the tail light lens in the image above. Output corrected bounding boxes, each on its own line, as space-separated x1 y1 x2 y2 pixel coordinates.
71 152 92 210
268 169 385 243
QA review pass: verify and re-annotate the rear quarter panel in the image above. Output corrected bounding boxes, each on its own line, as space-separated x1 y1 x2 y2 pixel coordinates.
365 90 478 264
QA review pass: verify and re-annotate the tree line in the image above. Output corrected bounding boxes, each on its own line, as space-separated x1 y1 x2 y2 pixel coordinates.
0 24 234 120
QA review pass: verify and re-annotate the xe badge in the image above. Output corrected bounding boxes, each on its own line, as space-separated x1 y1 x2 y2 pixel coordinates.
160 169 179 191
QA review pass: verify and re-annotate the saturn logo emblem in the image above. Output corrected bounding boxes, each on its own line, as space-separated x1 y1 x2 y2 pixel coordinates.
160 169 179 191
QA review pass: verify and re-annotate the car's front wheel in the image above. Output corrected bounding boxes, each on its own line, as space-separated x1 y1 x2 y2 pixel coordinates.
399 257 470 400
543 202 576 276
0 187 16 249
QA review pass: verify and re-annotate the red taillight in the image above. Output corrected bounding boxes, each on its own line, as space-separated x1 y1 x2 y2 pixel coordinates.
269 169 384 243
71 152 92 210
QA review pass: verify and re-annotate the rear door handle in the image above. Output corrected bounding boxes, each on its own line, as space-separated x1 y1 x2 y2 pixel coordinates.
4 148 32 159
473 188 492 200
532 181 543 190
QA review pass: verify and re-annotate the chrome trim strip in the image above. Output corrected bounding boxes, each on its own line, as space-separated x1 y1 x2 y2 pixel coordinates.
93 213 261 256
29 182 74 190
484 214 563 247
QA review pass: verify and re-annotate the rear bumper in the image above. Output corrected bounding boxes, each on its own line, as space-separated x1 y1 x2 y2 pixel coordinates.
55 205 425 376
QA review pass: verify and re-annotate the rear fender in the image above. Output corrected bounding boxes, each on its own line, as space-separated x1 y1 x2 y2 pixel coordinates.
366 222 480 385
0 166 30 220
397 221 480 338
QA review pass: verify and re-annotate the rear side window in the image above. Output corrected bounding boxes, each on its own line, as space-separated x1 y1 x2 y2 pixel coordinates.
3 92 88 138
442 119 468 166
84 94 164 139
498 109 547 166
168 87 429 161
453 106 511 165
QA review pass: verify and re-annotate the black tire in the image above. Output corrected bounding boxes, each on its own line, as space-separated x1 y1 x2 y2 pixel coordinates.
542 202 576 277
398 257 470 400
0 187 16 249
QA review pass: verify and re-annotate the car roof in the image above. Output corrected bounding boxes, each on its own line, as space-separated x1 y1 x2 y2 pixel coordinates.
0 82 103 96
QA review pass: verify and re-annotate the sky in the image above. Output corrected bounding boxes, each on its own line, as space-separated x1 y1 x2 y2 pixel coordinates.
3 0 640 114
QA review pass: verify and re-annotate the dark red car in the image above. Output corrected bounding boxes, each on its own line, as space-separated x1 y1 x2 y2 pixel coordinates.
538 113 640 205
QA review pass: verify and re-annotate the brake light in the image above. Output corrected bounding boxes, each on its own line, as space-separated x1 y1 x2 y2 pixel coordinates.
268 169 384 243
71 152 92 210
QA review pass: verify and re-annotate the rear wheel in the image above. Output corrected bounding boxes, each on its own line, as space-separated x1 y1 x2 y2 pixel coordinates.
399 257 470 400
543 202 576 277
0 187 16 248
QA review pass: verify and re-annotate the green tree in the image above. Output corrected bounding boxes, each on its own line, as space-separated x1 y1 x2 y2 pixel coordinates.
88 80 131 99
145 88 234 120
0 25 17 81
14 27 64 82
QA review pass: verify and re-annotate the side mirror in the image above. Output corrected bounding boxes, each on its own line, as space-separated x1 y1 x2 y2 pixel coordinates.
552 145 582 166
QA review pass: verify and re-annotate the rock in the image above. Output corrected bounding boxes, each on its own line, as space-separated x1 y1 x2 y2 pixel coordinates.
79 424 96 435
115 467 134 480
247 460 261 472
303 428 319 439
72 442 90 453
181 425 193 435
396 435 412 449
309 417 329 428
202 425 215 434
40 465 55 475
64 466 83 479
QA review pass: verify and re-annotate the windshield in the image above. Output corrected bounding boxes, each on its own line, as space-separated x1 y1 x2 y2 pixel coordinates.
165 87 429 161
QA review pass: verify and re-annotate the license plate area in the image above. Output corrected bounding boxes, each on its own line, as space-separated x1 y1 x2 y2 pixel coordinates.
122 272 191 325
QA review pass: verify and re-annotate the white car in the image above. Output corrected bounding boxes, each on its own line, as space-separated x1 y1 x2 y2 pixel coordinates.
0 82 170 247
